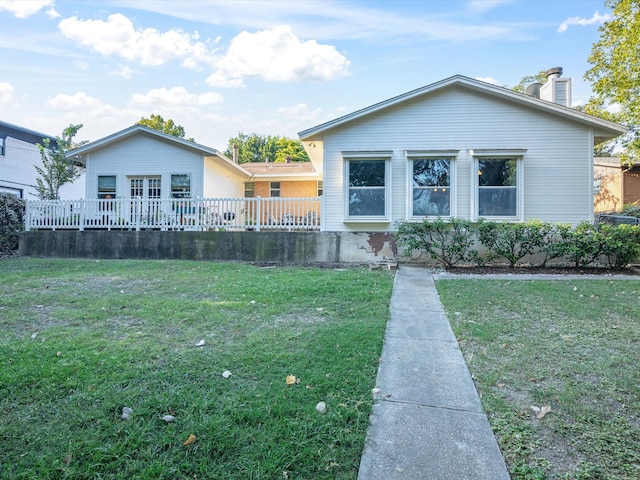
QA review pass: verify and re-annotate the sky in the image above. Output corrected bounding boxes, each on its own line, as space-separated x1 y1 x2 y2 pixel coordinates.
0 0 614 151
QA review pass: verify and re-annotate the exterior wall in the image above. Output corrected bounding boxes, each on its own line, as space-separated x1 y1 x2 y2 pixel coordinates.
321 87 595 231
594 164 623 212
84 134 205 199
0 136 85 199
202 156 245 198
253 180 318 198
624 169 640 205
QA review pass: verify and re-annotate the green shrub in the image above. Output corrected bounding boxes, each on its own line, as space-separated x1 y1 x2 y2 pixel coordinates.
546 222 604 268
0 193 25 254
599 223 640 268
395 217 479 268
477 219 553 267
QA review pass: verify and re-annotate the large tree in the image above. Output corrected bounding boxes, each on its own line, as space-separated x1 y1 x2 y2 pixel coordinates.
225 133 309 163
584 0 640 164
34 124 87 200
137 114 194 142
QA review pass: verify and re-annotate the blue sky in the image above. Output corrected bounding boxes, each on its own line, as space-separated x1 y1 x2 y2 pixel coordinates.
0 0 613 149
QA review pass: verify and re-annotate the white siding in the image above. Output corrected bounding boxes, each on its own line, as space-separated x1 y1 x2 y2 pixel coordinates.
202 156 246 198
321 87 595 231
85 134 205 199
1 136 85 199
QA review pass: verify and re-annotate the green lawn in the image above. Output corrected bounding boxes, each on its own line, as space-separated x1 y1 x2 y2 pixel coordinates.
436 278 640 480
0 259 394 480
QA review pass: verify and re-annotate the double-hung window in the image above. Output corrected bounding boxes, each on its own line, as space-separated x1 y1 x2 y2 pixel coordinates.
406 151 457 218
270 181 281 197
344 151 392 221
473 150 525 220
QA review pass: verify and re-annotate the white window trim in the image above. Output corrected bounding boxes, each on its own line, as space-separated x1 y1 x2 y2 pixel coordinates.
405 150 458 220
343 151 392 223
170 173 192 199
470 149 526 222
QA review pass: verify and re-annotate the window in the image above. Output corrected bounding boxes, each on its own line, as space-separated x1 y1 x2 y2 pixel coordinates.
0 137 5 156
344 152 391 220
475 155 522 218
171 174 191 198
270 181 280 197
317 181 323 196
411 158 452 217
98 175 116 199
244 182 255 197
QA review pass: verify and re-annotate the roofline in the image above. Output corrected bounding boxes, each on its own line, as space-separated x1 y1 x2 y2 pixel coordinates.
298 74 628 139
0 119 56 143
65 124 250 175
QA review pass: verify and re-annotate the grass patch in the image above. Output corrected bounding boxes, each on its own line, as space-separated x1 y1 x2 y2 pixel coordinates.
0 258 393 479
436 278 640 480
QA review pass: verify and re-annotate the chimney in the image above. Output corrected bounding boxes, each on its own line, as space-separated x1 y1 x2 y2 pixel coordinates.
232 144 239 163
539 66 571 107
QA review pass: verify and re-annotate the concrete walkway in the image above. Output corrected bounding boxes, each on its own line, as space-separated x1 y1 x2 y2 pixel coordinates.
358 265 511 480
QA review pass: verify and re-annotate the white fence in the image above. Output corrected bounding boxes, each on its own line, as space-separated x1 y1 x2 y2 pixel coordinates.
25 197 321 232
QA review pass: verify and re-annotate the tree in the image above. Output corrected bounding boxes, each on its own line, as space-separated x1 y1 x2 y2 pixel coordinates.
224 133 310 163
136 114 194 142
512 70 547 93
585 0 640 165
34 124 87 200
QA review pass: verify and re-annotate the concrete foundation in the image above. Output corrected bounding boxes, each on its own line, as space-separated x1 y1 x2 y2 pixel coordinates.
19 230 399 265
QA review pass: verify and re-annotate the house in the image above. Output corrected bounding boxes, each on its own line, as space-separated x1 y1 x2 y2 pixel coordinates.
299 69 627 232
594 157 640 212
55 124 320 230
0 120 85 199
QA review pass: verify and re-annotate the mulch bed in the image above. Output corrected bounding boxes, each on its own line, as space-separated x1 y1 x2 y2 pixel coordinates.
443 265 640 276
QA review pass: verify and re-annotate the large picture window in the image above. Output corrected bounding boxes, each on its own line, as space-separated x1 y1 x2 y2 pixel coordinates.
412 158 451 216
477 157 518 217
346 157 388 218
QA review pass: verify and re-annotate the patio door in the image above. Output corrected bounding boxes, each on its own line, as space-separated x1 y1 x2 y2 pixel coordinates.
129 176 162 225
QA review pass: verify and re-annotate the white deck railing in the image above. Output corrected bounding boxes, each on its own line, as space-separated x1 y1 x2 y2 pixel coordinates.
25 197 321 232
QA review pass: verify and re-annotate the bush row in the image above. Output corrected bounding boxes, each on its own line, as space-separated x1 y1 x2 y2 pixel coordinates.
0 193 25 255
395 218 640 269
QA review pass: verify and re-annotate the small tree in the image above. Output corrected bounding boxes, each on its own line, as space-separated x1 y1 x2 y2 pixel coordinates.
34 124 87 200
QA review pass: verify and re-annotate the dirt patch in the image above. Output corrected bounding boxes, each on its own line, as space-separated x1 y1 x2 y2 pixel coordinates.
443 265 640 276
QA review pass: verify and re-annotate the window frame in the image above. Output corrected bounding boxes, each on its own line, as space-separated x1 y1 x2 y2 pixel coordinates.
343 151 392 223
405 150 458 220
471 149 525 222
270 181 281 198
0 137 5 156
97 175 117 200
244 181 255 198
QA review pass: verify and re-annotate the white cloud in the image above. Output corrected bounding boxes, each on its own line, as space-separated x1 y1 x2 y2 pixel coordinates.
206 25 350 87
475 76 502 86
277 103 323 123
47 92 118 116
57 13 216 68
558 11 611 33
0 0 53 18
130 86 223 107
0 82 13 103
109 65 134 79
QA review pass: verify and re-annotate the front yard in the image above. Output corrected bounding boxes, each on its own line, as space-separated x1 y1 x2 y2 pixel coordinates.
0 259 393 479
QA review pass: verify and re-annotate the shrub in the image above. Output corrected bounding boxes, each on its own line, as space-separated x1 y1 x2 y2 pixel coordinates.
549 222 605 268
477 219 553 267
395 217 479 268
0 193 25 254
599 223 640 268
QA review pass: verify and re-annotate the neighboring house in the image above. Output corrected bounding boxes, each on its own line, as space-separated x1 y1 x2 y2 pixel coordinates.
241 161 321 199
0 120 85 199
299 70 627 232
594 157 640 212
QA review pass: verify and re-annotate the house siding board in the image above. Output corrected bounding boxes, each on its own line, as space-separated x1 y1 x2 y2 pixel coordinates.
85 134 204 198
203 156 244 198
321 87 597 231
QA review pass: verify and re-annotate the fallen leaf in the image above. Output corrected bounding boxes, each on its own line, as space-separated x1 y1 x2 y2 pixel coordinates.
56 351 62 357
316 401 327 414
222 370 231 379
286 375 297 385
195 339 205 347
183 434 197 446
537 405 552 419
162 415 176 423
62 453 72 464
31 332 38 339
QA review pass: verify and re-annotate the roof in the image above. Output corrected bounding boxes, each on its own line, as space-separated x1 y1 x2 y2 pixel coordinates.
0 119 56 146
241 161 318 176
65 124 249 174
298 75 628 145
